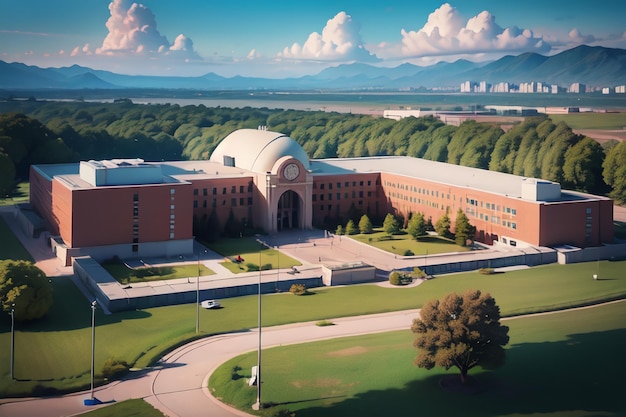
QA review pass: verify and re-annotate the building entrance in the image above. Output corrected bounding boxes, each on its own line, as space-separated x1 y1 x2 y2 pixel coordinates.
277 190 301 230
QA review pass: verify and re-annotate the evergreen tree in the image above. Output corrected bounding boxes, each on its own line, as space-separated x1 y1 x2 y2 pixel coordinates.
407 212 427 239
358 214 373 234
435 212 452 239
345 219 358 235
383 213 400 235
454 209 476 246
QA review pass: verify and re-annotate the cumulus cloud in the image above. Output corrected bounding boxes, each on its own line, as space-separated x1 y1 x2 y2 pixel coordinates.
398 3 550 59
95 0 199 60
278 11 379 62
568 28 596 44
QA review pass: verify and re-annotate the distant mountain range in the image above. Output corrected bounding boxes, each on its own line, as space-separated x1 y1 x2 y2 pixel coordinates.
1 45 625 91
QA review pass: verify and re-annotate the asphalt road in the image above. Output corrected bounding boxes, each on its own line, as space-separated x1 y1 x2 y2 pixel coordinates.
0 309 421 417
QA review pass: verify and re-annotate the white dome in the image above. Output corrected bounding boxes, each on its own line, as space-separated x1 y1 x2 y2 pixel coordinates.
210 129 310 173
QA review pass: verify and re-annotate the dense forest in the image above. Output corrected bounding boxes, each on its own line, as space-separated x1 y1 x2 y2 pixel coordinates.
0 100 625 204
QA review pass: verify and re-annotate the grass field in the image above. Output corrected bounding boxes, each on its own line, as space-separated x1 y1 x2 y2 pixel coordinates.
102 262 215 284
210 301 626 417
350 230 470 255
206 237 301 273
0 182 30 207
79 398 165 417
0 260 625 398
0 217 33 262
550 112 626 130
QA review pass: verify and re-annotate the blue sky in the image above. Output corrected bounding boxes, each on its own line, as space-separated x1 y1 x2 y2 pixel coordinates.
1 0 625 78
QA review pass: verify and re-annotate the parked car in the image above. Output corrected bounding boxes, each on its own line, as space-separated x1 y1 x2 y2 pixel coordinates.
201 300 221 309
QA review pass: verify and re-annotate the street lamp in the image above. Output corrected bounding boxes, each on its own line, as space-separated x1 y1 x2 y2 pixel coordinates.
275 245 279 292
253 240 264 410
88 300 98 404
10 304 15 380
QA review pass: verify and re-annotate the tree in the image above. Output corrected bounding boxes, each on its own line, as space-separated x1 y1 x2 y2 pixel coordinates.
407 212 427 239
382 213 400 235
335 224 344 235
345 219 358 235
358 214 373 234
454 209 476 246
602 141 626 204
435 212 452 239
0 260 53 322
411 290 509 384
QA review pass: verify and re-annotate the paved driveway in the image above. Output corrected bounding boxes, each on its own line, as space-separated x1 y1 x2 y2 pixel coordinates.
0 309 421 417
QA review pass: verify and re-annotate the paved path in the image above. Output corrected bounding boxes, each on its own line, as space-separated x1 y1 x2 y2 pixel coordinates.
0 309 421 417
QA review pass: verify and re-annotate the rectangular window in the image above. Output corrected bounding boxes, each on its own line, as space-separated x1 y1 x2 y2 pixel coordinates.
240 185 245 193
329 183 333 190
231 198 237 206
247 197 253 205
203 200 207 208
240 197 245 206
203 188 207 196
193 189 198 195
312 194 317 202
336 193 341 200
320 183 325 190
231 186 236 193
212 187 217 195
337 182 341 189
193 200 198 208
222 187 227 194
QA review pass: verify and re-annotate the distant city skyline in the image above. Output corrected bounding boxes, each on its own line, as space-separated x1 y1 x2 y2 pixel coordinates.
1 0 625 78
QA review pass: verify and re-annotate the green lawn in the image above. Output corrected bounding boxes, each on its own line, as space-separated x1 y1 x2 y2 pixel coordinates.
550 112 626 130
0 217 33 261
1 260 625 398
206 237 301 273
0 182 30 207
102 262 214 284
210 300 626 417
78 398 165 417
351 230 470 255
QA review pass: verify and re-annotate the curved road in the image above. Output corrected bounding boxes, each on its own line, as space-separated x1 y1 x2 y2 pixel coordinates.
0 309 421 417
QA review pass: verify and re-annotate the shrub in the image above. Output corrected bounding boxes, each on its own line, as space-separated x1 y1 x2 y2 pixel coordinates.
316 320 334 326
479 267 496 275
102 357 131 380
403 249 414 256
261 263 273 271
246 263 259 271
413 267 427 278
389 271 401 286
289 283 307 295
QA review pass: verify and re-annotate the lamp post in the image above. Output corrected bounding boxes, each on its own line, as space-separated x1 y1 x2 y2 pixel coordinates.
10 304 15 380
275 245 279 292
90 300 97 401
196 252 201 334
253 240 264 410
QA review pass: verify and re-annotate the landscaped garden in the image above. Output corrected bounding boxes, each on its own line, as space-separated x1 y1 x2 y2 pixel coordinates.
205 237 301 273
102 260 215 284
350 229 470 256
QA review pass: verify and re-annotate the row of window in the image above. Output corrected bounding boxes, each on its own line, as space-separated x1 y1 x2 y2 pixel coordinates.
194 197 253 208
312 190 371 201
314 180 372 190
193 183 253 196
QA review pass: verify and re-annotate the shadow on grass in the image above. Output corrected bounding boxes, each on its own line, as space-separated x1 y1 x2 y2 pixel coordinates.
294 328 626 417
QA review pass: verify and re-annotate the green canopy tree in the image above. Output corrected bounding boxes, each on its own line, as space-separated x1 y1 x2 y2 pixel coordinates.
454 209 476 246
435 212 452 239
345 219 358 235
411 289 510 384
407 212 427 239
603 140 626 204
0 260 53 322
382 213 400 235
358 214 373 234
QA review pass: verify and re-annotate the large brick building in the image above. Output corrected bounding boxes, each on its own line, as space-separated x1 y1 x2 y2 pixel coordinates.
30 128 614 265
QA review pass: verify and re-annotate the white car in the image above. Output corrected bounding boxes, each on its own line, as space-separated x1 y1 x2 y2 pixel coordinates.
200 300 221 309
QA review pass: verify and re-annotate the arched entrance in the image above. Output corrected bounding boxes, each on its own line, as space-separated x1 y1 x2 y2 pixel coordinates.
277 190 301 230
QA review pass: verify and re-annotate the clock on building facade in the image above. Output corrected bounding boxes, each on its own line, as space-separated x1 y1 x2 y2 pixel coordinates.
283 163 300 181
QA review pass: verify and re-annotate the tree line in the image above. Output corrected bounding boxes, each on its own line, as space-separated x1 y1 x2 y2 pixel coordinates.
1 100 624 203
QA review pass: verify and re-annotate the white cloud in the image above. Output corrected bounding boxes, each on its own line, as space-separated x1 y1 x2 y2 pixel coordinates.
94 0 199 60
568 28 596 44
278 11 379 63
397 3 550 59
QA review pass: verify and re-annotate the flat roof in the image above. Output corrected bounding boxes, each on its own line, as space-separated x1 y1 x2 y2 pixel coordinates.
310 156 542 199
